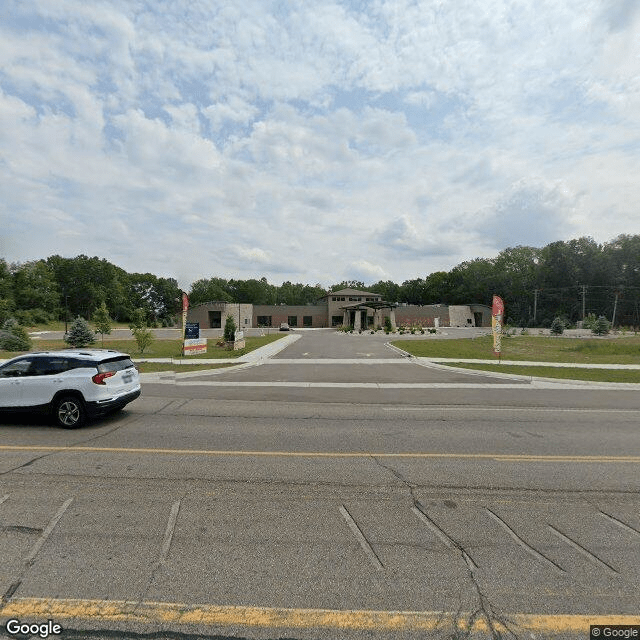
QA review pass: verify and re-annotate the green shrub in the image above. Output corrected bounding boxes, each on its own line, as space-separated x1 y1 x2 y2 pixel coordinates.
0 319 31 351
132 327 154 354
14 308 53 326
583 313 598 330
592 316 611 336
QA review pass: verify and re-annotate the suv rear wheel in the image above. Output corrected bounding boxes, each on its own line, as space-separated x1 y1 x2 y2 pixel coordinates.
54 395 86 429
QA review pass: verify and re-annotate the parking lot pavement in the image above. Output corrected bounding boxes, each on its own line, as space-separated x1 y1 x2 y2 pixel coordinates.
271 329 405 359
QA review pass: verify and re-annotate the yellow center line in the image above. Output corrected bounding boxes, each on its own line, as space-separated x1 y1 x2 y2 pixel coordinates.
0 598 638 632
0 444 638 462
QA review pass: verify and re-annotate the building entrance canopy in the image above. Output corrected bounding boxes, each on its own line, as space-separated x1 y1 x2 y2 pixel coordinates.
338 300 397 330
338 301 398 311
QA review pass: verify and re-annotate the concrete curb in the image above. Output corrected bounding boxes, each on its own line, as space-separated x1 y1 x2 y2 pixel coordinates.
388 347 640 388
414 359 640 388
421 357 640 369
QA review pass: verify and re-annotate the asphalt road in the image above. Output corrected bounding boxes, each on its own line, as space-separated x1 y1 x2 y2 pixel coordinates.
0 331 638 640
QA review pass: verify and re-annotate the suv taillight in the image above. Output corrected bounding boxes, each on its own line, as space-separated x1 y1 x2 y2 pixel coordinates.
92 371 116 385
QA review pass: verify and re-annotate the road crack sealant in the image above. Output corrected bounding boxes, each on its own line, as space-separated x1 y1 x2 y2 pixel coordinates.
368 454 526 639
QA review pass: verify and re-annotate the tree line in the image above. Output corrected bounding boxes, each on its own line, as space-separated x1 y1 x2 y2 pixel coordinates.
1 234 639 328
0 255 181 327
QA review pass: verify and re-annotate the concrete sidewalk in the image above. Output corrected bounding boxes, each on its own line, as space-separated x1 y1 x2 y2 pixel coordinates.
137 334 301 380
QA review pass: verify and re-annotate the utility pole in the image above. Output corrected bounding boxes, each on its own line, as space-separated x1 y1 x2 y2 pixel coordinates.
582 284 586 321
533 289 538 325
612 291 619 329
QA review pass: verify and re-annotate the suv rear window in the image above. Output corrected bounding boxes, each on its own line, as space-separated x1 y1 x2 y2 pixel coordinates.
31 356 71 375
96 357 135 373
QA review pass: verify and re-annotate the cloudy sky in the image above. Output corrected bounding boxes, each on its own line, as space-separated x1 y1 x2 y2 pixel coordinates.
1 0 639 288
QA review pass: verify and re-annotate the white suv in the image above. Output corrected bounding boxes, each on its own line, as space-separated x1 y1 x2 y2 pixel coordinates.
0 349 141 428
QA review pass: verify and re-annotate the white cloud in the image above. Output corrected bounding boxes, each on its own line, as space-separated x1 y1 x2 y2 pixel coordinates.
1 0 639 288
348 260 389 283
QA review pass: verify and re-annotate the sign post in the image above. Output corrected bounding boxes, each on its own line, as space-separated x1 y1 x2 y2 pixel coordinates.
492 295 504 361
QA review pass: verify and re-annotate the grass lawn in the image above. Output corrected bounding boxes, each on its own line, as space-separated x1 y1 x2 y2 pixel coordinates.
442 362 640 383
392 334 640 364
24 321 136 332
0 334 285 360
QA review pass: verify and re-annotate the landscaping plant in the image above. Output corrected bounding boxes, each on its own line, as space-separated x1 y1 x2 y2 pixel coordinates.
0 318 32 351
64 316 96 348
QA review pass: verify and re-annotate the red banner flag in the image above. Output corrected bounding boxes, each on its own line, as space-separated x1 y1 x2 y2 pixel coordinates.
491 295 504 357
181 292 189 338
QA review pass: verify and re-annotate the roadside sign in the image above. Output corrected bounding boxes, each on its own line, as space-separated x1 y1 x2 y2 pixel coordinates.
183 338 207 355
185 322 200 339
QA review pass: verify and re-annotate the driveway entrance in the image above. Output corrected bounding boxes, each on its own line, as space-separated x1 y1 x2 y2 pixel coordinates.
273 329 404 359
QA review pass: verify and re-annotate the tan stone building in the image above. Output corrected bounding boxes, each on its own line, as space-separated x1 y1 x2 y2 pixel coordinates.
187 288 491 330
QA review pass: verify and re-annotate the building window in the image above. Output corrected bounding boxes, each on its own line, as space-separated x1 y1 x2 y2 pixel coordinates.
288 316 298 327
331 316 343 326
257 316 272 327
349 297 360 301
209 310 221 328
303 316 312 327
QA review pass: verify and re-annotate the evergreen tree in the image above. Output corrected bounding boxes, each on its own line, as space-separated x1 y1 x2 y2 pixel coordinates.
592 315 610 336
64 316 96 348
550 317 564 335
0 318 32 351
94 302 112 347
224 314 236 342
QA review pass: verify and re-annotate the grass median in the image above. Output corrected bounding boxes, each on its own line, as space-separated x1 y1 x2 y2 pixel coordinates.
393 334 640 383
441 362 640 383
392 334 640 364
0 334 286 360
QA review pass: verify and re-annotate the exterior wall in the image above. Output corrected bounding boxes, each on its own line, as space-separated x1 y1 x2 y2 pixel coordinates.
448 305 475 327
253 304 328 328
326 293 382 322
469 304 492 327
188 302 253 330
394 305 450 327
188 297 489 329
